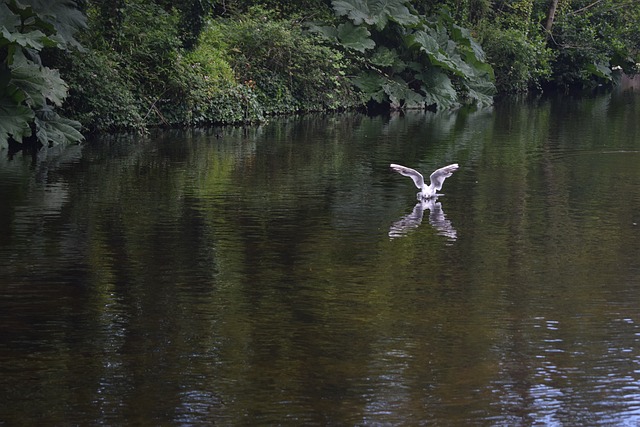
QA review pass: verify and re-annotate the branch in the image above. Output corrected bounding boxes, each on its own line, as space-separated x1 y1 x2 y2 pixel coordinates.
570 0 606 15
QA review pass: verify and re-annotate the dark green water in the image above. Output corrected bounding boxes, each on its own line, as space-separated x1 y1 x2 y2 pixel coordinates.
1 91 640 425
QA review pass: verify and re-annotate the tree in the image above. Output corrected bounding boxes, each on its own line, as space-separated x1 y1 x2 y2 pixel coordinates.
544 0 560 34
0 0 85 150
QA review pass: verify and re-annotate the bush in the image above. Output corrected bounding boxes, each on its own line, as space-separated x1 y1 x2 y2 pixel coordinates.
211 7 362 114
176 54 264 125
62 49 145 132
478 25 553 93
61 3 359 130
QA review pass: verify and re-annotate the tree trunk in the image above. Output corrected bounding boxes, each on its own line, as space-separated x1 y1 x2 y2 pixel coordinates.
545 0 560 35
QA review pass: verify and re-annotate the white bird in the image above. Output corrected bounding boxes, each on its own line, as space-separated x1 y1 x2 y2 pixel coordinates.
390 163 459 199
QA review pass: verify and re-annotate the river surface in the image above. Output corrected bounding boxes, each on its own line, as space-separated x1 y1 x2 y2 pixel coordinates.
1 91 640 426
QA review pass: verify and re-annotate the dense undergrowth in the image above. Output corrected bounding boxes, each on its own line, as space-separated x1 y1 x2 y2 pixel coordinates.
2 0 639 148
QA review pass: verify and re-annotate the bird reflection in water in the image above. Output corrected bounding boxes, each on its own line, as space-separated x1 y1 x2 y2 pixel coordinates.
389 198 457 241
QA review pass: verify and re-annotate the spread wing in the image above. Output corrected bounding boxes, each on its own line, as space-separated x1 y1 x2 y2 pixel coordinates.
429 163 459 191
390 163 424 189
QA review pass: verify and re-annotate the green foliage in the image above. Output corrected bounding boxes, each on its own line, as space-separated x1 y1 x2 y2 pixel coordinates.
412 0 492 25
109 0 185 125
40 0 640 132
61 2 359 129
549 0 640 89
0 0 85 149
175 52 264 125
477 25 553 93
311 0 495 110
155 0 215 49
332 0 419 29
214 6 362 114
210 0 334 20
171 21 265 125
184 23 236 90
68 0 222 129
61 49 145 132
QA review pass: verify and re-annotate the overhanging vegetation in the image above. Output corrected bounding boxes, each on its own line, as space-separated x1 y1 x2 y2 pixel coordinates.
1 0 639 148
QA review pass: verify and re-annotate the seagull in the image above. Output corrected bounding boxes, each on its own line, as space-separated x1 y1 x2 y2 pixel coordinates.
390 163 459 199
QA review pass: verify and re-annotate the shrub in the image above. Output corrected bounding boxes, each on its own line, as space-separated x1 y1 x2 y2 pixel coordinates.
211 7 361 114
477 25 553 93
176 53 264 125
62 49 145 132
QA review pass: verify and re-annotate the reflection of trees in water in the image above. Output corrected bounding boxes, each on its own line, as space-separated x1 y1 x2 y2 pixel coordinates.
2 94 640 424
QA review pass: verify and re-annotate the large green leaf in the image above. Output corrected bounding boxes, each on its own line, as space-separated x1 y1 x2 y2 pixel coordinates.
332 0 370 26
307 22 375 52
39 64 69 107
382 76 424 109
336 22 375 52
352 71 426 108
0 3 21 32
351 71 387 103
0 97 34 149
462 79 495 106
370 46 402 69
587 62 612 80
417 69 458 109
1 27 49 51
332 0 418 31
451 24 486 63
306 23 339 40
8 50 68 107
35 107 83 146
408 27 473 78
18 0 87 50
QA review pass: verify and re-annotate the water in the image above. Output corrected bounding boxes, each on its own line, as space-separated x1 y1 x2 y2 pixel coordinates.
1 91 640 425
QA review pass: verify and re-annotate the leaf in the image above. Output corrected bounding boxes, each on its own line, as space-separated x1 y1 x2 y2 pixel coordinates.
370 46 400 67
409 27 471 77
332 0 370 26
23 0 87 50
451 24 486 63
0 3 21 32
587 62 612 80
369 0 419 29
462 79 495 107
39 65 69 106
306 23 339 41
351 71 387 103
307 22 375 52
9 50 68 107
35 107 83 146
382 76 424 109
417 69 459 109
406 29 439 54
1 27 48 50
0 97 34 149
352 71 425 108
336 22 375 52
332 0 418 31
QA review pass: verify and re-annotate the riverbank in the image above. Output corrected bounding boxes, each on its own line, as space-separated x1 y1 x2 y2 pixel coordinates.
2 0 639 150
